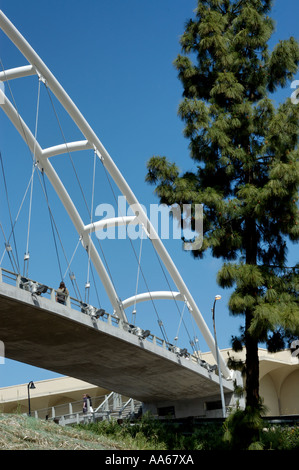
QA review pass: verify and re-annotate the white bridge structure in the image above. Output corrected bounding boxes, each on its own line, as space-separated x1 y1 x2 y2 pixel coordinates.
0 10 240 418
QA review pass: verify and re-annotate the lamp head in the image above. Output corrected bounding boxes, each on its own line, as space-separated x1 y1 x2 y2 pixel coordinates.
141 329 151 339
215 295 221 301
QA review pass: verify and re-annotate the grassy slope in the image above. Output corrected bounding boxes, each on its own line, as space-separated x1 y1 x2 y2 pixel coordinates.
0 414 122 450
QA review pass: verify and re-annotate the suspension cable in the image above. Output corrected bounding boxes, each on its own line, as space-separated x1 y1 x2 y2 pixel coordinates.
44 83 90 217
85 150 97 303
63 237 83 302
89 263 102 308
149 242 197 354
24 78 41 277
100 160 170 343
0 151 20 273
0 160 36 266
131 226 144 324
23 164 35 276
0 222 19 272
63 237 81 280
39 170 85 302
41 171 63 280
44 83 105 305
0 59 44 276
189 311 201 357
174 301 186 345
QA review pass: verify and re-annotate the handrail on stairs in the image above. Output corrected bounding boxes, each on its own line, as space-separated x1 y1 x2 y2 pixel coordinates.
94 391 115 413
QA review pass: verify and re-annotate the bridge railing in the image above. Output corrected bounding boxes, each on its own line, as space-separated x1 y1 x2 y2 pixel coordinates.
32 392 141 425
0 267 218 374
33 394 107 420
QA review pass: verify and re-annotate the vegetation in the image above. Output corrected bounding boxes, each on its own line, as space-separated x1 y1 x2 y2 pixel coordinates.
146 0 299 428
77 413 299 451
0 412 299 450
0 413 115 450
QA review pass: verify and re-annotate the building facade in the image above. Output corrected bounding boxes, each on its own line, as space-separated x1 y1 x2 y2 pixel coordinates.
202 348 299 416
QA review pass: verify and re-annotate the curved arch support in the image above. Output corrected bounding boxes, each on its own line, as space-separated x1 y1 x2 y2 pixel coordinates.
0 64 36 81
42 140 93 159
122 291 184 310
84 216 138 235
0 10 230 378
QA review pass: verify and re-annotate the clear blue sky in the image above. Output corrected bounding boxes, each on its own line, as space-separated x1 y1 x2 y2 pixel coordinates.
0 0 298 387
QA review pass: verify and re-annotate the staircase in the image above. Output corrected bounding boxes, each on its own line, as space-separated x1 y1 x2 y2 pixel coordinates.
33 392 143 426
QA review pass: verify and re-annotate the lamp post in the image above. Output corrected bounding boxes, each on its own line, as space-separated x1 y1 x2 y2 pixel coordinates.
27 381 35 416
212 295 226 418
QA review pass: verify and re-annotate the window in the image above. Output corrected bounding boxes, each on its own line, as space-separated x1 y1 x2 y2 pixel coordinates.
157 406 175 417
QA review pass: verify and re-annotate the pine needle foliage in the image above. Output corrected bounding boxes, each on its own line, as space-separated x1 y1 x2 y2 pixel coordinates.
146 0 299 414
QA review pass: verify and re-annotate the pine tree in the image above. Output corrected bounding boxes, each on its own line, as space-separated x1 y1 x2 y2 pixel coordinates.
146 0 299 416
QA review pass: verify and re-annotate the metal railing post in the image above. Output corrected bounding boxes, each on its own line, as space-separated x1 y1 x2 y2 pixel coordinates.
50 288 56 302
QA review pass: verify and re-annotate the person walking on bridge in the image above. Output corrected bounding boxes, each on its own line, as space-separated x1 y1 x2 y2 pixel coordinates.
83 394 88 414
56 281 69 305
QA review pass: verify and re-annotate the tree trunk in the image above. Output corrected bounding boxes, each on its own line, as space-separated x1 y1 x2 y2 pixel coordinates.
244 212 260 410
245 310 260 409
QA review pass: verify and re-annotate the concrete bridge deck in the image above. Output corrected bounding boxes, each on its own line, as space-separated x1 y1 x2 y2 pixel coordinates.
0 274 234 406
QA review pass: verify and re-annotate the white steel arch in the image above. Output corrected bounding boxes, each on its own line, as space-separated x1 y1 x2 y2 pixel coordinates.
0 10 230 378
122 291 184 311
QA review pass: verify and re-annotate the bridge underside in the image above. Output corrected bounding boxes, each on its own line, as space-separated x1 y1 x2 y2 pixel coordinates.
0 282 233 405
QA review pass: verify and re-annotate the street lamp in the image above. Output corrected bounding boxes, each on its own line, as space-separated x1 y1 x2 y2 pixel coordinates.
27 381 36 416
212 295 226 418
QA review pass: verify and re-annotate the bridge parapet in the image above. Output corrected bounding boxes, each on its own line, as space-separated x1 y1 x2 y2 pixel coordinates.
0 266 219 373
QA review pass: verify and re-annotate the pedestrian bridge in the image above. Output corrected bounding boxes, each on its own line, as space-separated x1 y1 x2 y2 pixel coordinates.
0 10 239 418
0 268 235 414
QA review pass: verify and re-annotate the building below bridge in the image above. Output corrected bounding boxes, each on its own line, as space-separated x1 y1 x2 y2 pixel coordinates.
203 348 299 417
0 376 111 416
0 348 298 419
